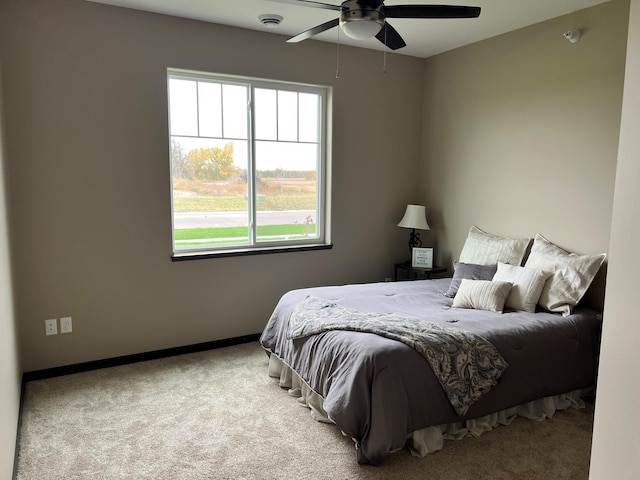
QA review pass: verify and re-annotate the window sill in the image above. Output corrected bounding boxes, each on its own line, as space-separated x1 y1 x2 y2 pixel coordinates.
171 243 333 261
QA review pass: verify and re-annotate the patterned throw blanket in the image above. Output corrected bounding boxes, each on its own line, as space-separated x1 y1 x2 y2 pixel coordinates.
287 296 508 416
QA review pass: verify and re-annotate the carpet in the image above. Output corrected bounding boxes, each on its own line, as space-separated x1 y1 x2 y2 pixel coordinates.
15 342 593 479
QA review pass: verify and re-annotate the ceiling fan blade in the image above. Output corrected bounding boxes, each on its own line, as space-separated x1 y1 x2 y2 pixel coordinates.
287 18 340 43
385 5 481 19
267 0 341 12
356 0 385 7
375 22 406 50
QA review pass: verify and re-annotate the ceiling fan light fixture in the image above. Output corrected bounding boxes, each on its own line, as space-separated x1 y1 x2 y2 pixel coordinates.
341 18 383 39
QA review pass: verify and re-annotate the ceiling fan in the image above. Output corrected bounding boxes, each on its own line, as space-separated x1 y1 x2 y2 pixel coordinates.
269 0 481 50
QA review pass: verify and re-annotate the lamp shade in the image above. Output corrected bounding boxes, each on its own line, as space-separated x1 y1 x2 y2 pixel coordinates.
397 204 430 231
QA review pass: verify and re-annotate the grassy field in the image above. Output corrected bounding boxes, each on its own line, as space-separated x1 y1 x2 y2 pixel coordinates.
173 194 316 212
173 177 317 212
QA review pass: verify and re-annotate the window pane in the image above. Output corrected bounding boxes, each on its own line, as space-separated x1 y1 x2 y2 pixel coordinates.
299 93 319 143
198 82 222 138
222 84 248 139
277 90 298 142
169 79 198 136
255 141 318 242
254 88 277 141
171 137 250 250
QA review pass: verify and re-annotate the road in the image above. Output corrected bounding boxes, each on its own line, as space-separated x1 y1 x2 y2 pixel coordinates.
174 210 316 229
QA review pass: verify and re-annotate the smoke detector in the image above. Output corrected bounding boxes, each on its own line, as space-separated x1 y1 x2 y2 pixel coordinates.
564 30 581 43
259 14 283 29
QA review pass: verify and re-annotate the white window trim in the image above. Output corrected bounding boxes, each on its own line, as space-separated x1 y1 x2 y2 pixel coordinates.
167 68 332 259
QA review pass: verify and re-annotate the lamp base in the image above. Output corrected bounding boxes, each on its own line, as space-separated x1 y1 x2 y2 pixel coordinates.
408 229 422 256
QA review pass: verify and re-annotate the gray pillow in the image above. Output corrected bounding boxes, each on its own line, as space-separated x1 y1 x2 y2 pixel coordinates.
445 262 498 298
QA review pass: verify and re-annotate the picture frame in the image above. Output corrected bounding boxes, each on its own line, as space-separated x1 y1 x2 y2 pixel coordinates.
412 247 434 269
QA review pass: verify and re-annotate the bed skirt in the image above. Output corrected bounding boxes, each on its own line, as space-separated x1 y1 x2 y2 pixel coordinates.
267 353 591 458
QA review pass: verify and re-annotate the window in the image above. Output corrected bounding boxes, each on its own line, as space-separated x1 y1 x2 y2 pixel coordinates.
167 69 331 258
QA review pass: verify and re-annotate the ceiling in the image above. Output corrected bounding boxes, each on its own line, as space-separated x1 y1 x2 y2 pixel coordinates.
86 0 610 58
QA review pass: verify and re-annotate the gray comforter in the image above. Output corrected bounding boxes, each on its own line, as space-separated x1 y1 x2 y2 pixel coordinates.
259 278 602 465
288 295 508 416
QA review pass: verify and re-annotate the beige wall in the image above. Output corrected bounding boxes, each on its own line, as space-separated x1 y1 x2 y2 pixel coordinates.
421 0 629 309
0 0 634 475
0 0 425 372
590 0 640 478
0 64 22 480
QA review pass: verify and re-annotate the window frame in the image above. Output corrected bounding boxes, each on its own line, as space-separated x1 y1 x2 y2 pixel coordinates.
167 68 332 260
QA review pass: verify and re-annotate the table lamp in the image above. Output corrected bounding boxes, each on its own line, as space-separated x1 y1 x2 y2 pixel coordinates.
397 204 430 257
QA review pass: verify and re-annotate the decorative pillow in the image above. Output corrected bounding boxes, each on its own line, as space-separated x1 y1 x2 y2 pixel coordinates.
524 234 606 316
452 279 513 313
458 226 531 266
445 262 498 298
492 263 551 313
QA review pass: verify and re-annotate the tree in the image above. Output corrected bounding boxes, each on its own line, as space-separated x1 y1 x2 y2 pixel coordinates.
178 142 238 181
170 139 189 179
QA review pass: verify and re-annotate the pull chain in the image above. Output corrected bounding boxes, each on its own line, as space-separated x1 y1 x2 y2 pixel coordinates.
336 27 341 79
383 24 387 73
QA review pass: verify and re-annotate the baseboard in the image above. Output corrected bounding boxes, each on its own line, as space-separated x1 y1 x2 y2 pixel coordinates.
22 333 262 382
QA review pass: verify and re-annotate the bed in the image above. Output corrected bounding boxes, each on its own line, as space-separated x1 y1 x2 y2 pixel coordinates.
259 228 606 465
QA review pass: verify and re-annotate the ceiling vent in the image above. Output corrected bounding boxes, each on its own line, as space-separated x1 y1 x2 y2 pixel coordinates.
259 14 284 29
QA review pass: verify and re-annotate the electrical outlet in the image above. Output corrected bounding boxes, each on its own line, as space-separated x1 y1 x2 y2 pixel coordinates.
60 316 72 334
45 318 58 336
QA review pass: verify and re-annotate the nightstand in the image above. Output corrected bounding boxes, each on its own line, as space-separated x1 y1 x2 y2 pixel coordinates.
394 262 448 281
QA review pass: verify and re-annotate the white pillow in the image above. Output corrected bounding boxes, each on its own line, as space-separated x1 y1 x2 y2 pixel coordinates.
452 279 513 313
458 226 530 266
492 263 550 313
524 234 606 316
